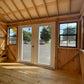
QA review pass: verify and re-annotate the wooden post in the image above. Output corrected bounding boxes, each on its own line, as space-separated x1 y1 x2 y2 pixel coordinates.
55 19 59 69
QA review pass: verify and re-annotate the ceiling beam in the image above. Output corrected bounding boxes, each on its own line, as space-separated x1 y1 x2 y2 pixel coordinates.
7 13 80 26
11 0 25 20
55 0 59 15
42 0 49 16
31 0 40 17
0 7 13 22
0 21 7 25
2 0 19 21
20 0 32 19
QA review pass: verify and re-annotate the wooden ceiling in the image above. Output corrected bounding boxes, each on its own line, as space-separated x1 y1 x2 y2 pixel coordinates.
0 0 82 23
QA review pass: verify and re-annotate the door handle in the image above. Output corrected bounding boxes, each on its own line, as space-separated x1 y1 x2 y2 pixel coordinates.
32 45 34 47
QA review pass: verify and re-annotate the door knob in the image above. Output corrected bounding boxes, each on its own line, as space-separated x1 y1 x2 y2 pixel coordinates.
32 45 34 47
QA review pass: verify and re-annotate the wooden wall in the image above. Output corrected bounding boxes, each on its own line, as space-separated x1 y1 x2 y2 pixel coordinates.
7 27 18 62
0 23 7 62
80 0 84 81
55 20 81 74
7 15 81 74
57 48 81 74
7 45 17 62
80 50 84 77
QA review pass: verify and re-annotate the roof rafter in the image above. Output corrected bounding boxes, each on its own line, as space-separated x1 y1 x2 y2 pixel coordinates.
55 0 59 15
42 0 49 16
1 1 60 17
20 0 32 19
31 0 40 17
2 0 19 21
0 7 13 22
10 0 25 20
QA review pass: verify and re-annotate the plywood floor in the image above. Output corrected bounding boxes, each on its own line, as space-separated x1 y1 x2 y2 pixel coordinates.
0 63 82 84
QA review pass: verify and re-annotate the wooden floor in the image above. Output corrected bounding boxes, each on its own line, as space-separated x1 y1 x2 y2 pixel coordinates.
0 63 82 84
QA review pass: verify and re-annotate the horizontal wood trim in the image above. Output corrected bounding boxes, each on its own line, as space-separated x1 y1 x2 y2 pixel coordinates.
0 21 7 25
7 13 80 26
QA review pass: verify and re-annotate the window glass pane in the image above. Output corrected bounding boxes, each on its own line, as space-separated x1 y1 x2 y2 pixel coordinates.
9 28 17 36
9 28 17 44
68 36 76 41
60 24 67 30
59 22 77 47
68 28 76 34
67 23 77 34
68 41 76 47
9 37 16 41
9 37 16 44
10 32 16 37
68 36 76 47
68 23 77 29
9 29 13 33
60 41 67 46
60 36 68 46
60 29 67 34
60 36 67 41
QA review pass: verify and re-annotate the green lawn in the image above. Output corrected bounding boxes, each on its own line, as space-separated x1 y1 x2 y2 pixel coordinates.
45 43 51 45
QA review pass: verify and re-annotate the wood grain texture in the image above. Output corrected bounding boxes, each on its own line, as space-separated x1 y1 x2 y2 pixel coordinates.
42 0 49 16
7 13 80 26
0 0 81 22
7 18 81 74
31 0 40 17
0 7 13 22
7 45 17 62
10 0 25 20
80 50 84 77
0 63 82 84
2 0 19 21
20 0 32 19
58 48 81 74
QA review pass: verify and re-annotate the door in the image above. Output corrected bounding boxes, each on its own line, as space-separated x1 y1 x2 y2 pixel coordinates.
18 22 55 69
38 25 52 65
18 25 34 63
36 23 55 68
22 27 32 62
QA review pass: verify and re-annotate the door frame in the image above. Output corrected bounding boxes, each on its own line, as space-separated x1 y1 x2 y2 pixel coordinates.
35 22 56 69
18 24 35 64
18 22 56 69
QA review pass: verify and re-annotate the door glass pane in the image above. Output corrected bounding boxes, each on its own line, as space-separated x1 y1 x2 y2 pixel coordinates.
22 27 32 62
38 26 51 65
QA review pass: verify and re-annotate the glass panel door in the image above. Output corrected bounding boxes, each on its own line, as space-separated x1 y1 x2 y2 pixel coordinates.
22 27 32 62
18 23 55 69
38 26 51 65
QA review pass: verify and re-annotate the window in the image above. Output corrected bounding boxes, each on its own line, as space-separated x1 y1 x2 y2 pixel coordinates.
59 22 78 48
9 28 17 45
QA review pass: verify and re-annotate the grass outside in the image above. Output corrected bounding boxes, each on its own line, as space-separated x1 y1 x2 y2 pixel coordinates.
45 43 51 45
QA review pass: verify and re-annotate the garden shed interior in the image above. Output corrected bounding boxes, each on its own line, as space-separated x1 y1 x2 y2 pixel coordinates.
0 0 84 84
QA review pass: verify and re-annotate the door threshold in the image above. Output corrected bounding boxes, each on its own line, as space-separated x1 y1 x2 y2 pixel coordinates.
18 62 55 70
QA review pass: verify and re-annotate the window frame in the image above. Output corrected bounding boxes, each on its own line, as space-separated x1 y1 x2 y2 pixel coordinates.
59 22 78 48
9 28 17 45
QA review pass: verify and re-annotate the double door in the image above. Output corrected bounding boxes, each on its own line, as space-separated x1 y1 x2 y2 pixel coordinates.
18 23 55 69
